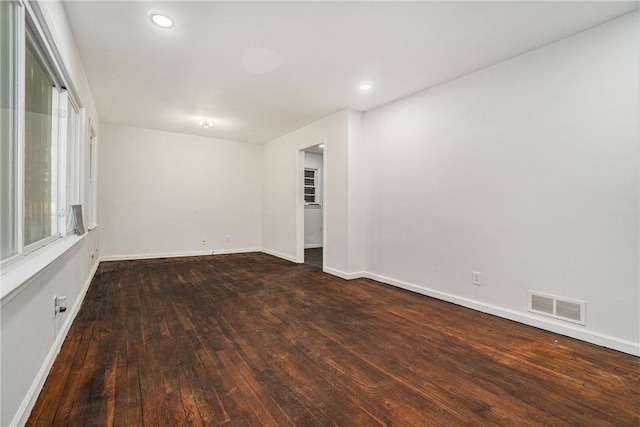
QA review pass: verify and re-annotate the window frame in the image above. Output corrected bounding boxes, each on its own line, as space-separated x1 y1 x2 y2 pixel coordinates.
0 0 87 271
304 168 319 205
87 122 98 229
61 92 83 236
1 0 24 266
21 26 62 255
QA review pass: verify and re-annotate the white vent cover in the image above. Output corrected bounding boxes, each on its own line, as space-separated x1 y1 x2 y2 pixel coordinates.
528 291 585 325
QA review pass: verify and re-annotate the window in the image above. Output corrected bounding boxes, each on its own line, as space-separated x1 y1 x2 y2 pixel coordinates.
1 1 86 269
0 0 19 261
61 93 81 233
304 168 318 204
24 34 57 248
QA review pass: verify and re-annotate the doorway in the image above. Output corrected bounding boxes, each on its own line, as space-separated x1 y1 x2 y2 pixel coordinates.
297 143 325 268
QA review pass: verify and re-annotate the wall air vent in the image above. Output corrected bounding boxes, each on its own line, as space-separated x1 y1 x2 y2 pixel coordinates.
531 293 554 314
528 291 585 325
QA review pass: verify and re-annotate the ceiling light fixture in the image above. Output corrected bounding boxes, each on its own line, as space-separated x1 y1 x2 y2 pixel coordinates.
358 82 374 91
150 12 173 28
198 119 214 129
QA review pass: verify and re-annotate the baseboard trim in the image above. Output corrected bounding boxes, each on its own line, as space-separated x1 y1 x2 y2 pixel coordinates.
304 244 323 249
260 248 298 263
99 248 261 262
323 267 365 280
363 272 640 356
13 260 100 427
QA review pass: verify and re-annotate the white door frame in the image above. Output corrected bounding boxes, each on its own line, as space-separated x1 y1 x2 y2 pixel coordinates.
296 140 326 265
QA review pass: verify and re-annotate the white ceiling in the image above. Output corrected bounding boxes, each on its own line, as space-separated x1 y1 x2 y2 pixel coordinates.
63 1 638 144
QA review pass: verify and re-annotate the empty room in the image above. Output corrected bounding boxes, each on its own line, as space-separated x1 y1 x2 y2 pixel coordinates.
1 0 638 425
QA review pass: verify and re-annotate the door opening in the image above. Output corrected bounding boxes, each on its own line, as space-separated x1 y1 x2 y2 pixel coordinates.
297 142 325 269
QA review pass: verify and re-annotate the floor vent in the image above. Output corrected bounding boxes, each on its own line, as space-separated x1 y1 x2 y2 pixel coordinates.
528 291 585 325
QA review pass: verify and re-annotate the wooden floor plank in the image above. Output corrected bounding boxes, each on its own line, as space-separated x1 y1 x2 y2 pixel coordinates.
27 253 640 426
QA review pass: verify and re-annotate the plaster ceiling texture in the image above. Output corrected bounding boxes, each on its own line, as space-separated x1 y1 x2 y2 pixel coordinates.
63 1 639 144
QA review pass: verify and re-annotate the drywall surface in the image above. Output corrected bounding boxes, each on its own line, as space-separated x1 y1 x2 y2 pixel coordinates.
304 152 323 247
1 1 102 424
364 12 639 352
262 110 350 272
347 110 365 274
1 231 100 426
98 124 262 259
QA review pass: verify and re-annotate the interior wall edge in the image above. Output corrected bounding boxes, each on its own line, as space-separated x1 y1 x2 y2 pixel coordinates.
260 248 298 263
322 267 365 281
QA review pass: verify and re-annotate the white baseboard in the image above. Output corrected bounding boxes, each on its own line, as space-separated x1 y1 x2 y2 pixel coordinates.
323 267 365 280
258 253 366 281
260 248 298 263
304 244 323 249
99 247 261 262
363 272 640 357
13 260 101 427
213 248 261 255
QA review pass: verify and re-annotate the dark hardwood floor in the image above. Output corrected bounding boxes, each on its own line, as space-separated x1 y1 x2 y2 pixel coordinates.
28 253 638 426
304 247 322 269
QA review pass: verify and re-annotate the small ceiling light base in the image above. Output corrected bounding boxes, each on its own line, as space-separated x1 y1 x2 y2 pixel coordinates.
198 119 215 129
358 82 374 91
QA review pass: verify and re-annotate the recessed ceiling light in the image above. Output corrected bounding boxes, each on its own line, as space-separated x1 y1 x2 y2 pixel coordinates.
358 82 374 91
150 13 173 28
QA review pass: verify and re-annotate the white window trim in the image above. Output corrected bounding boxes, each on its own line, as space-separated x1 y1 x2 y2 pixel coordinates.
59 92 70 235
11 0 26 267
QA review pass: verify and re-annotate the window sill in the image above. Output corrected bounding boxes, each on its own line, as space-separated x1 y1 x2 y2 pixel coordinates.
1 235 84 306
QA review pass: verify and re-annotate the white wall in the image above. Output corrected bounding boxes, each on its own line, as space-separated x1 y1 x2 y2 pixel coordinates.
99 124 262 259
1 0 102 425
363 12 639 354
347 110 365 274
304 151 323 248
262 110 357 275
262 109 367 277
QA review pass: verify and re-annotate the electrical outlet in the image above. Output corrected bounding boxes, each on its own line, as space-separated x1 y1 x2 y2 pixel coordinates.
201 238 206 245
472 271 482 286
225 235 230 242
54 296 67 315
